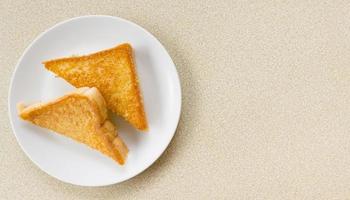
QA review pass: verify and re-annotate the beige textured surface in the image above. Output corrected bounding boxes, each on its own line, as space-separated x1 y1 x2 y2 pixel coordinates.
2 0 350 199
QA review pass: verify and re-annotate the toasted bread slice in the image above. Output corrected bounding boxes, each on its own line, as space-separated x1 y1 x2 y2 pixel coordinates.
18 87 128 165
43 44 148 131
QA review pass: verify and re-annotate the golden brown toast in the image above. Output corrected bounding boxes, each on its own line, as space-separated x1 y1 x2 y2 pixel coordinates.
43 44 148 131
18 87 128 165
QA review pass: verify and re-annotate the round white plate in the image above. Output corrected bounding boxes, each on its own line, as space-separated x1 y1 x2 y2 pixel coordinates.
8 15 181 186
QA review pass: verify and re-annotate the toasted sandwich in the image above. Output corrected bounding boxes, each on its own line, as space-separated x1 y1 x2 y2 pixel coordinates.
18 87 128 165
43 44 148 131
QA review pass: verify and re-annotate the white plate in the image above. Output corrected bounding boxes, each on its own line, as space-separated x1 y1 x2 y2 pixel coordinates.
8 15 181 186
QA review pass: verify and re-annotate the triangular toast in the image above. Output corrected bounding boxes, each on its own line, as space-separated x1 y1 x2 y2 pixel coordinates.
43 44 148 131
18 87 128 165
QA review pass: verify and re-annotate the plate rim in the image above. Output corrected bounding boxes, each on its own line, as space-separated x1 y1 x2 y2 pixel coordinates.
8 15 182 186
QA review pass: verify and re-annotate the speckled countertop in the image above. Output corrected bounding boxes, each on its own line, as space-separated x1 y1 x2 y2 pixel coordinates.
2 0 350 199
